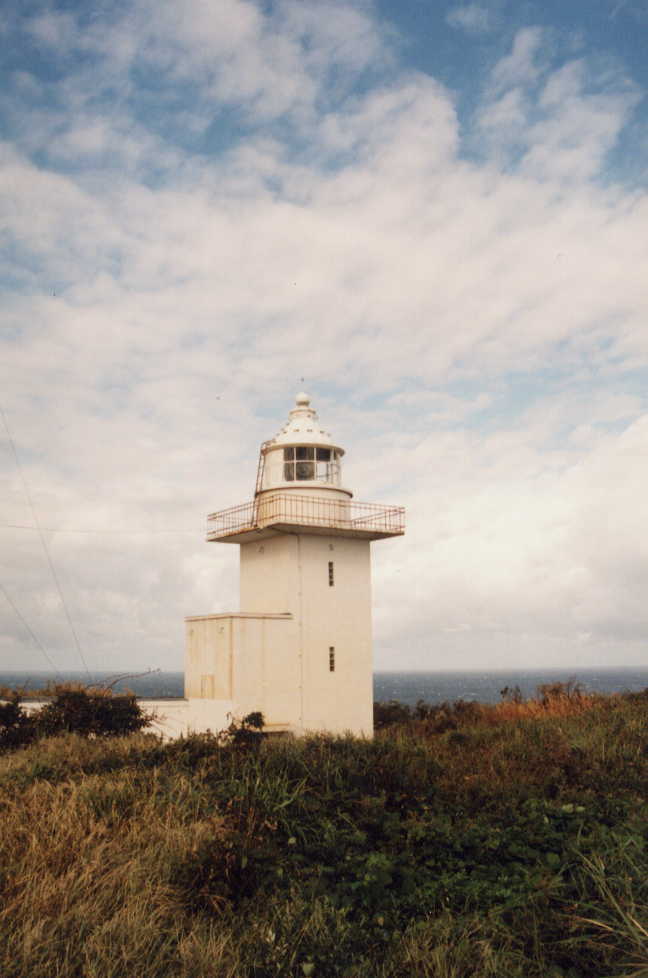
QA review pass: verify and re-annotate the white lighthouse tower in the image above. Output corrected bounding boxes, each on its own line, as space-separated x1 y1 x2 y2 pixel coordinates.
184 393 404 737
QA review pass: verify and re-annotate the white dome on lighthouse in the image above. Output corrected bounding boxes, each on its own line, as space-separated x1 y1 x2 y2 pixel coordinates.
267 392 344 454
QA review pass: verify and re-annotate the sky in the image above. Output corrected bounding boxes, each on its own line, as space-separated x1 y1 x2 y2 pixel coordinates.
1 0 647 675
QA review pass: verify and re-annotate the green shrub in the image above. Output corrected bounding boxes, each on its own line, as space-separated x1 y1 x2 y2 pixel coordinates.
219 710 265 749
0 694 36 750
0 686 151 753
373 700 412 728
35 686 151 738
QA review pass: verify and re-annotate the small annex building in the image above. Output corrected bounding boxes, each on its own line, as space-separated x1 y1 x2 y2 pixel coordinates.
182 392 405 738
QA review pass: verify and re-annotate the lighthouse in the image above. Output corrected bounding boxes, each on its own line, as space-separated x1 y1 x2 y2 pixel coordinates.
185 393 405 737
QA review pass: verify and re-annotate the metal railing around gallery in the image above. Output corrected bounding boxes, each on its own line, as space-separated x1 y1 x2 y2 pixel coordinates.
207 493 405 540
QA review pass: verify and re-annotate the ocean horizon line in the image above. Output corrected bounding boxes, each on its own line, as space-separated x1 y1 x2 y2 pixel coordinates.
3 664 646 675
2 666 647 708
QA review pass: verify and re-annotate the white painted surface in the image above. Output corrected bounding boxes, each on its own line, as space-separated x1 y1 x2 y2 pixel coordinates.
265 392 344 450
185 613 299 729
184 614 234 699
299 534 373 735
239 533 373 735
145 699 233 740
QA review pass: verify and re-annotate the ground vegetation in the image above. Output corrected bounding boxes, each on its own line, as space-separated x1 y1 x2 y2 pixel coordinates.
0 685 646 977
0 684 150 748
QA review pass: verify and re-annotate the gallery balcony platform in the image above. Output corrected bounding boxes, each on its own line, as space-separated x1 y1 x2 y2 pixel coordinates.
207 492 405 544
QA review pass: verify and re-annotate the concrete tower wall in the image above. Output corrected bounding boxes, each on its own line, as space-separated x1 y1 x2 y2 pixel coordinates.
231 613 300 725
240 533 373 735
300 535 373 735
240 534 300 614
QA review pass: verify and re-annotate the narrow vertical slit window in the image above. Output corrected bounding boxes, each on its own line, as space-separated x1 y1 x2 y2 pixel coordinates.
328 561 334 586
329 647 335 672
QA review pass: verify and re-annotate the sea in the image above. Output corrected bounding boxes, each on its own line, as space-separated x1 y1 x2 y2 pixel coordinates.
2 667 647 706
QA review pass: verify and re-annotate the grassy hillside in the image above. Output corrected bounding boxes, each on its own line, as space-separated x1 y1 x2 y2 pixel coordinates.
0 689 646 978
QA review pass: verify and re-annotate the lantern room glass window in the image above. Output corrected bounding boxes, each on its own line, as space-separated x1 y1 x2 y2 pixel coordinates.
295 446 315 480
283 446 341 483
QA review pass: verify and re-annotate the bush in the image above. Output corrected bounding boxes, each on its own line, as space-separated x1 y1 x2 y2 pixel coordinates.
537 679 584 706
375 697 485 734
0 695 36 751
220 710 265 749
0 685 152 752
35 686 151 738
373 700 412 728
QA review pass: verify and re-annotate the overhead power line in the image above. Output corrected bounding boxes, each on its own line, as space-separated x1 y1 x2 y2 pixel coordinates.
0 524 195 534
100 667 161 690
0 581 63 678
1 407 91 678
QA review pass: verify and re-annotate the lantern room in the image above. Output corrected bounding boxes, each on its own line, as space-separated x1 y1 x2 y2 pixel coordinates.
257 392 350 496
206 393 404 543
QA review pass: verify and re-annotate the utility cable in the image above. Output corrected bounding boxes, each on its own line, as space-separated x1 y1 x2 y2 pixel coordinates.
0 524 195 534
0 581 63 679
100 667 161 691
1 407 91 678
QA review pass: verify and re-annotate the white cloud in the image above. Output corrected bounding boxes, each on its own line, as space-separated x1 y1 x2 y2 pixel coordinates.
26 10 77 48
1 2 647 673
372 410 648 667
522 61 641 181
476 31 641 185
490 26 546 93
20 0 391 131
446 4 492 34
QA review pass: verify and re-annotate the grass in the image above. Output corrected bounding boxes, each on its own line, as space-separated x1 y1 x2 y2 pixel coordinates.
0 687 646 977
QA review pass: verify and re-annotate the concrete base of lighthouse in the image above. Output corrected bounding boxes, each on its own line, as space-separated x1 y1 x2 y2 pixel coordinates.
184 612 298 734
183 562 375 738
